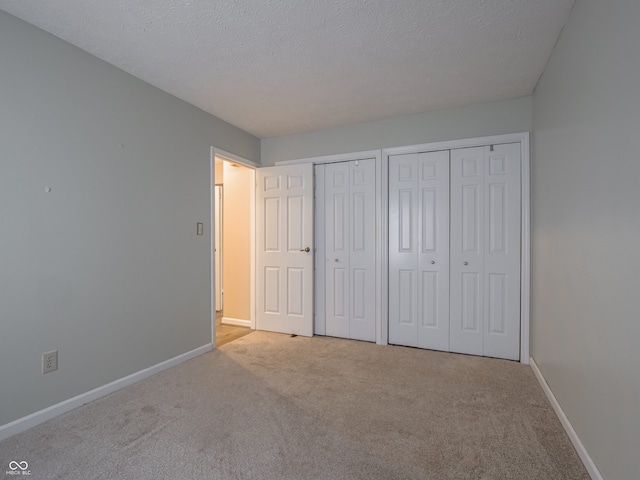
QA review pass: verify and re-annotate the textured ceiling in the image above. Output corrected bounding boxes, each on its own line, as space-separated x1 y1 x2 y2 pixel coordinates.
0 0 574 138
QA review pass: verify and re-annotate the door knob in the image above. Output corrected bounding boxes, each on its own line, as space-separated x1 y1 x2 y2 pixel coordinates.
463 261 469 266
300 247 310 252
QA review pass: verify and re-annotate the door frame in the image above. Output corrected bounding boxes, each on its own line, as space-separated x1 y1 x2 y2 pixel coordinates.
214 185 223 311
210 147 259 347
382 132 530 364
277 150 385 344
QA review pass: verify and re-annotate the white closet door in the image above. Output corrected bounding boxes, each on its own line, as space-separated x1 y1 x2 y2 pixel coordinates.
325 161 351 339
417 151 450 350
483 143 521 360
450 144 521 360
389 151 450 350
325 159 376 341
388 154 418 346
314 165 326 336
450 147 485 356
349 159 376 341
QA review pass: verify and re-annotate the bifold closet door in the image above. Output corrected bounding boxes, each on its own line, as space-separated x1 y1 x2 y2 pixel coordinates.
388 151 450 350
450 144 521 360
325 159 376 342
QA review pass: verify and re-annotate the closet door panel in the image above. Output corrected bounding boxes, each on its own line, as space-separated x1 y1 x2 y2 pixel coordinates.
450 147 485 356
389 154 419 346
325 162 350 339
324 159 376 342
349 159 376 341
483 143 521 360
417 151 450 351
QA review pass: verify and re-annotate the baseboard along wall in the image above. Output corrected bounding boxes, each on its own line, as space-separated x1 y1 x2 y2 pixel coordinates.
221 317 251 327
0 343 213 442
529 357 603 480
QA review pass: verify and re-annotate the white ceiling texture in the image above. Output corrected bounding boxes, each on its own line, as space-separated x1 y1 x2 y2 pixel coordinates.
0 1 575 138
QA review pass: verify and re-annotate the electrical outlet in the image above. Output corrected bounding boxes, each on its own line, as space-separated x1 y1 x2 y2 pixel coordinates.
42 350 58 374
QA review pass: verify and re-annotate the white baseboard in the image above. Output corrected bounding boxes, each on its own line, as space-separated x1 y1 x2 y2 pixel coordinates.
0 343 213 442
221 317 250 327
529 357 603 480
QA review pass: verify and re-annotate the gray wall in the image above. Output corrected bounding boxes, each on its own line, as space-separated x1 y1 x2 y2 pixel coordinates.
531 0 640 479
261 96 532 165
0 10 260 426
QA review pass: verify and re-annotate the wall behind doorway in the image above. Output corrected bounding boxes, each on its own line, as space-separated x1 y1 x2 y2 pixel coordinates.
221 162 252 323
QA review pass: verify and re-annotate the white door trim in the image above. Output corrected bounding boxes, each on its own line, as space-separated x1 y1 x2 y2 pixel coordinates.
383 132 530 364
276 150 382 166
214 185 223 311
213 147 260 169
277 150 384 344
314 164 326 336
210 147 257 348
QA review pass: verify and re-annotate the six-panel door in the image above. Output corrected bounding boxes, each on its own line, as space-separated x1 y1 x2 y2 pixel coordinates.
256 164 314 336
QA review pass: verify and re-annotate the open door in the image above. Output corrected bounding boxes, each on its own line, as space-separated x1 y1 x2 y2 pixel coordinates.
256 164 314 336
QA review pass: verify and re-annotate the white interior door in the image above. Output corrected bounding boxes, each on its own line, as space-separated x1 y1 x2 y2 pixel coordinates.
325 159 376 342
256 164 314 336
389 151 450 350
450 144 521 360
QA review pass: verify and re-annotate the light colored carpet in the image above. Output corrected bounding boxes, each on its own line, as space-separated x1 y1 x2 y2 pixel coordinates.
0 332 589 479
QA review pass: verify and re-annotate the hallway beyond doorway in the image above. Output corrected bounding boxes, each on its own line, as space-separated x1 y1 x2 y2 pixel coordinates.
215 311 251 347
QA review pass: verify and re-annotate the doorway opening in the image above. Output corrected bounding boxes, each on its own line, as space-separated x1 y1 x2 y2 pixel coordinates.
212 152 256 347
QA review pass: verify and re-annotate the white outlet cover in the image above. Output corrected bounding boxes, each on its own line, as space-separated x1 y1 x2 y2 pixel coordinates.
42 350 58 374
